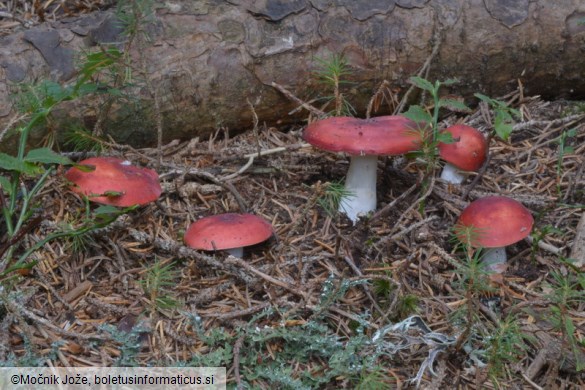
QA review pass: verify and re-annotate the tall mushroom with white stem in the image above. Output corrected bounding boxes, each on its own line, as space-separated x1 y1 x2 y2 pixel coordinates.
438 124 487 184
454 196 534 272
303 116 422 223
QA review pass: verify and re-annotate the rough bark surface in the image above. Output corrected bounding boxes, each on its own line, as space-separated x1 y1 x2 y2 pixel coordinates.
1 0 585 148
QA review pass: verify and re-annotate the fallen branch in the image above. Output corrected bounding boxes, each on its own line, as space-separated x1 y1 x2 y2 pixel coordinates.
220 143 311 181
271 82 325 117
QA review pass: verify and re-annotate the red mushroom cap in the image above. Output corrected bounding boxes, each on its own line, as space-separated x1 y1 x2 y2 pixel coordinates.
438 124 487 171
303 115 422 155
184 213 273 251
65 157 162 207
455 196 533 248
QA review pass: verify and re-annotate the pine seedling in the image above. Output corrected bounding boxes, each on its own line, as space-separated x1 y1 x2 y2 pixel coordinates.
395 294 420 320
544 271 585 372
529 224 563 262
64 125 107 153
372 276 395 298
313 53 356 116
449 225 498 353
483 316 532 384
138 259 181 312
354 366 395 390
316 180 355 218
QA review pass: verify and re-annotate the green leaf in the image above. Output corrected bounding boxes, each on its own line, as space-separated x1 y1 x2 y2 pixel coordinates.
403 105 432 125
41 81 71 105
73 163 96 172
409 76 434 93
105 87 124 97
474 93 495 105
94 205 122 215
437 131 455 144
439 98 471 113
0 153 41 175
1 259 38 277
441 78 460 86
75 83 100 96
25 148 74 166
564 316 575 337
0 175 12 195
494 113 514 141
102 190 124 197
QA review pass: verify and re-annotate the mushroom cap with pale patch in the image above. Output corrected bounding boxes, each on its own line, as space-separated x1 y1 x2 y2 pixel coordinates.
184 213 273 251
303 115 422 155
65 157 162 207
438 124 488 172
455 196 533 248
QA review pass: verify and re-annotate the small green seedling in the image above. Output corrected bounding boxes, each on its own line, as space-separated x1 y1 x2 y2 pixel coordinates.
317 180 355 218
474 93 520 141
403 77 468 172
312 53 356 116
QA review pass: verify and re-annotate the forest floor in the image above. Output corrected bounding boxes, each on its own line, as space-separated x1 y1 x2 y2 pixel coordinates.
2 88 584 389
1 1 585 389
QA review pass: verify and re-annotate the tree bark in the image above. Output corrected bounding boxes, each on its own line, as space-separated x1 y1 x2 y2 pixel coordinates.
1 0 585 149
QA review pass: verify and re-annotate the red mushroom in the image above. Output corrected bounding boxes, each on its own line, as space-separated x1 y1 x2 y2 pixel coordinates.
184 213 273 258
65 157 162 207
438 124 487 184
304 115 422 223
455 196 533 271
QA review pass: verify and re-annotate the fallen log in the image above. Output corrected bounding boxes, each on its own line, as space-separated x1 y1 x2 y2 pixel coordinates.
1 0 585 149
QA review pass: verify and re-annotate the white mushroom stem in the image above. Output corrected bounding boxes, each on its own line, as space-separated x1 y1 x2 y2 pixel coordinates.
226 247 244 258
440 162 466 184
481 247 507 271
339 155 378 223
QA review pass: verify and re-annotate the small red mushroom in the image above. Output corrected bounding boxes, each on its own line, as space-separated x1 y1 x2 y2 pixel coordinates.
184 213 273 258
303 115 422 223
455 196 533 271
65 157 162 207
438 124 487 184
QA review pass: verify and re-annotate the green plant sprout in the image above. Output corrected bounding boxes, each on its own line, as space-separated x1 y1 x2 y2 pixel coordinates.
543 271 585 372
403 77 469 171
448 224 498 355
401 77 470 214
63 124 107 153
138 259 182 312
481 316 532 384
529 224 564 262
316 180 355 218
312 53 356 116
372 275 419 321
474 93 521 141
